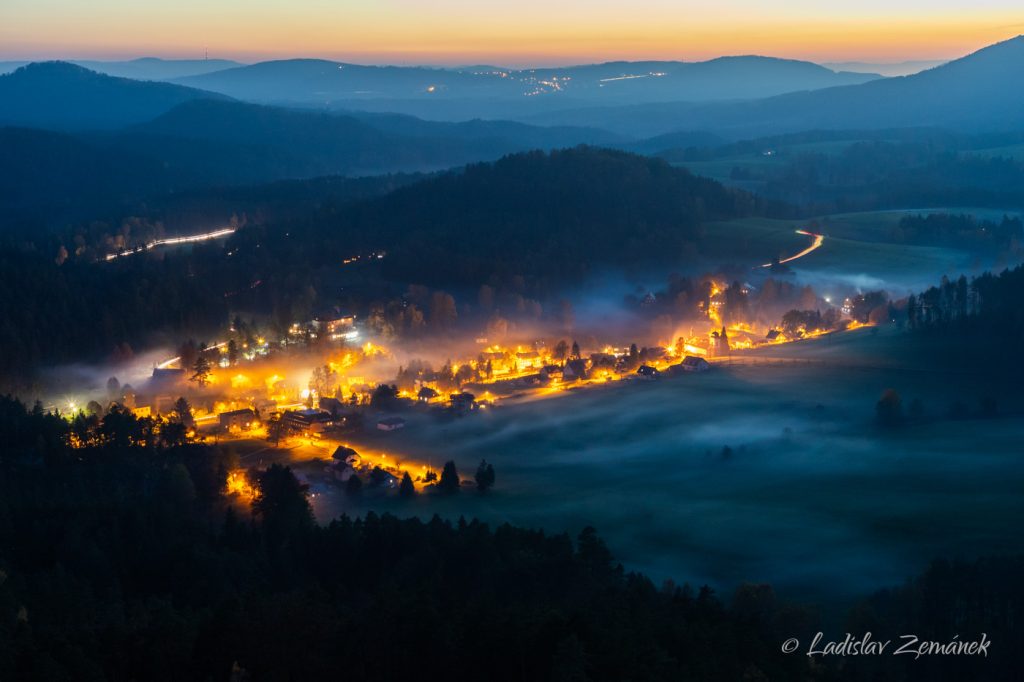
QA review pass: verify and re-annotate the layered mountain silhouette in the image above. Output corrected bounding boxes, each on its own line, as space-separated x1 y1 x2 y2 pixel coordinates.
523 36 1024 137
0 96 618 228
0 62 226 129
0 57 243 80
2 36 1022 232
172 55 879 109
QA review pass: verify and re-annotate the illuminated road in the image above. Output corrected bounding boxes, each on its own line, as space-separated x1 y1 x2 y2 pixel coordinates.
103 227 236 262
155 340 229 370
761 229 824 268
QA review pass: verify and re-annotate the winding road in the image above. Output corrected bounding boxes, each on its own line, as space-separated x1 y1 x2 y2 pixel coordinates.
103 227 236 262
761 229 824 268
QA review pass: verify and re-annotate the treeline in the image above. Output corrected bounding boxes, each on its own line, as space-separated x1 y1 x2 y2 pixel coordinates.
661 130 1024 217
660 128 1024 162
893 213 1022 251
627 271 890 337
907 266 1024 330
906 264 1024 378
0 172 418 383
0 396 812 681
0 243 230 383
297 146 783 293
760 142 1024 215
1 397 1020 680
0 147 777 382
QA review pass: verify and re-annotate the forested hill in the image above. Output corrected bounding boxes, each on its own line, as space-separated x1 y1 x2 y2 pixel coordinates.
284 146 778 288
0 147 774 378
906 262 1024 379
524 35 1024 137
0 61 225 130
0 397 1020 680
0 98 622 231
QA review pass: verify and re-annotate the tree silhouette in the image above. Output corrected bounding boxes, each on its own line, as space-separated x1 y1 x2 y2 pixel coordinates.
554 340 568 365
876 389 904 428
475 459 495 493
173 396 192 423
399 472 416 498
253 464 313 544
438 460 460 494
191 346 212 387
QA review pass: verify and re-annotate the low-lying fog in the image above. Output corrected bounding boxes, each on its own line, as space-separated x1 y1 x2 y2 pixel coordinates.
314 362 1024 607
28 210 1024 611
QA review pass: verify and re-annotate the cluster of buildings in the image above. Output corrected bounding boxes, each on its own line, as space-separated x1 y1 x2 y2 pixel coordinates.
288 307 359 343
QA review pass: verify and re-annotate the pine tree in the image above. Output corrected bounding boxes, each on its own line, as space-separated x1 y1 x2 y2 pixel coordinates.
399 472 416 498
438 460 460 494
475 459 496 492
554 340 568 365
173 397 192 423
191 347 212 387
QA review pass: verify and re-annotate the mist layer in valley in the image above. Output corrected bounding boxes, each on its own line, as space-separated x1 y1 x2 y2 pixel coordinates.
311 349 1024 608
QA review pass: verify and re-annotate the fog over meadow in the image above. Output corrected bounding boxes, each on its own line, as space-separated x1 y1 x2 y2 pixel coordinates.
313 355 1024 606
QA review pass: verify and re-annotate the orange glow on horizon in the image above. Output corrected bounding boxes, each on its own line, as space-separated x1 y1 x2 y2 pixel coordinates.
2 2 1022 65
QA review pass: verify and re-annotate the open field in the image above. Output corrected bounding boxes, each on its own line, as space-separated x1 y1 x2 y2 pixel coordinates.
670 138 890 183
309 337 1024 609
704 209 1021 292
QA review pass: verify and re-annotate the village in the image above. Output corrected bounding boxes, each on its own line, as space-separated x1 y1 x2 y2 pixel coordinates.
60 279 873 502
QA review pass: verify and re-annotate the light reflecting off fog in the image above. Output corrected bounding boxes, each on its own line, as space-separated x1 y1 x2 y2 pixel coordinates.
314 362 1024 605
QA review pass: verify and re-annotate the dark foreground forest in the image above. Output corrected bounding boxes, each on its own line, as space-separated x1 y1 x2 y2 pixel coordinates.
0 397 1020 681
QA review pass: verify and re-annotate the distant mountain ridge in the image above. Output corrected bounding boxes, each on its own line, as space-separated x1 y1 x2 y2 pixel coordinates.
820 59 947 77
0 96 622 229
171 55 880 110
130 98 621 173
0 62 227 130
521 36 1024 137
0 57 242 79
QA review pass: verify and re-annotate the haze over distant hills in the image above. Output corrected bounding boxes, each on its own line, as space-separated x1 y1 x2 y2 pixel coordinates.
0 93 620 229
171 56 880 114
820 59 947 77
2 36 1023 231
0 57 242 80
0 62 227 129
523 36 1024 137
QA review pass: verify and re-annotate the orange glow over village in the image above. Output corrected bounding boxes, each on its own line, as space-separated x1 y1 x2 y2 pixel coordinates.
56 271 874 505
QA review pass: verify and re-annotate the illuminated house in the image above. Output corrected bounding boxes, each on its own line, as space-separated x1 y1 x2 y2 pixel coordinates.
283 409 335 435
312 307 356 335
515 350 542 370
151 367 186 381
709 327 730 355
636 365 659 378
328 446 362 483
331 445 360 465
450 392 477 413
563 358 590 381
540 364 563 380
319 396 345 417
675 356 711 373
219 408 257 431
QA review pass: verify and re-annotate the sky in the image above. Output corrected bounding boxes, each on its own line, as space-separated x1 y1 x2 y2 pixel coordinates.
2 0 1023 67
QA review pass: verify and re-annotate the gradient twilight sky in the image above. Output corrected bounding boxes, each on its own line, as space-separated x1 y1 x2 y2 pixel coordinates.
2 0 1023 66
